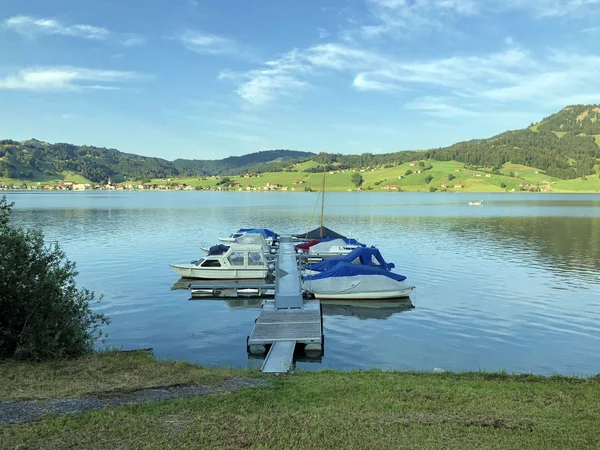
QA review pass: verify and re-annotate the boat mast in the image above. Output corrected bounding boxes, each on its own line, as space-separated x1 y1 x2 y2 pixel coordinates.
319 163 326 238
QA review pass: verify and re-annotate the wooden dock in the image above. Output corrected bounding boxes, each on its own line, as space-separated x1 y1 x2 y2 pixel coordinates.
247 235 323 373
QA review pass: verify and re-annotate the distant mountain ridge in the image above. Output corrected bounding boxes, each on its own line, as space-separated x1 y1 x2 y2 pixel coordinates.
0 140 313 183
1 104 599 183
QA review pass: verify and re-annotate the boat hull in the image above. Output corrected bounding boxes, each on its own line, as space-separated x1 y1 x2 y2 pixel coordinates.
170 264 268 280
302 274 414 300
311 286 414 300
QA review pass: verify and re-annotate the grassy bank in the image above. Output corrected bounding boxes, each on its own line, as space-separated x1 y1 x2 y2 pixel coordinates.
1 351 599 449
4 160 600 193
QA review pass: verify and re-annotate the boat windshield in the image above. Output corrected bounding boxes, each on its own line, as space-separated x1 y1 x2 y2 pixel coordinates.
248 251 264 266
228 251 245 266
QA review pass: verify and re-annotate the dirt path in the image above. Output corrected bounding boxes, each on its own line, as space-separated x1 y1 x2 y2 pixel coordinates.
0 378 268 424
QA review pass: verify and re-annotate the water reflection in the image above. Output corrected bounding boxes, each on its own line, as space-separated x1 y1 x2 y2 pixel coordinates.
6 191 600 375
186 296 415 320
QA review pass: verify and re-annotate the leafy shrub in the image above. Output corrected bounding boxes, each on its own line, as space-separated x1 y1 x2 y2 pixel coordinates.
0 197 109 360
425 175 433 184
351 172 363 187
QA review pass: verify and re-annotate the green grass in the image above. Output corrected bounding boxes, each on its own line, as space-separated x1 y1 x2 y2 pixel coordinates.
594 135 600 147
553 131 567 138
552 176 600 193
1 352 599 449
293 160 320 171
3 159 598 193
0 351 249 402
0 170 92 186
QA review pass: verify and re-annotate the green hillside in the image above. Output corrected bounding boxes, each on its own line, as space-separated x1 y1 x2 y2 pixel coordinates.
2 104 600 192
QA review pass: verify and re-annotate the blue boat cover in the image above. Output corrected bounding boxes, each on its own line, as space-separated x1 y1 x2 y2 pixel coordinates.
306 247 394 272
303 262 407 282
237 228 279 239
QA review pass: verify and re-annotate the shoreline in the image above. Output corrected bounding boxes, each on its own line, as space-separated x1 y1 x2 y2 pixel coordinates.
1 351 599 448
2 188 600 194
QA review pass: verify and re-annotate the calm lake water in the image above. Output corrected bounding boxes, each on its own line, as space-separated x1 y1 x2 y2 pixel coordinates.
6 191 600 376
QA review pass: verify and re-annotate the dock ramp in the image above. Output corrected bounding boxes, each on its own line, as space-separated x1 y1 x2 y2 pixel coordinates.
248 236 323 373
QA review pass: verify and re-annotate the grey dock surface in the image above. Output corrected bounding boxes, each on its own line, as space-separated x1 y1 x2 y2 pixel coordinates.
248 235 323 373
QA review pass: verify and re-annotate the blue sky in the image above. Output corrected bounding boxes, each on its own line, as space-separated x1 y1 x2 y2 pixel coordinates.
1 0 600 160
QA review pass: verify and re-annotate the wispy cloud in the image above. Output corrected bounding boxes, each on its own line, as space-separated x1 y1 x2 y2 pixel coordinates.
3 15 110 40
3 15 146 46
0 67 143 91
219 50 312 105
354 0 600 39
403 96 477 118
176 30 237 55
121 35 146 46
220 43 385 105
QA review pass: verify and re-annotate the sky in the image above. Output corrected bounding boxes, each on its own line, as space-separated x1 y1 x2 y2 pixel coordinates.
1 0 600 160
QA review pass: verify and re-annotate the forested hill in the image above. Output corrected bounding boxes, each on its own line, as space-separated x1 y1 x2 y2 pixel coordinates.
172 150 314 177
0 139 313 183
311 104 600 180
424 104 600 179
1 104 600 183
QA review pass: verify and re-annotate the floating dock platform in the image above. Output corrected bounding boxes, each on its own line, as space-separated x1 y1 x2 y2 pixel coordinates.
247 235 323 373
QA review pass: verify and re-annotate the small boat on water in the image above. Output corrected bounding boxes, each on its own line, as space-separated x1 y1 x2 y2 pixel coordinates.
170 244 271 279
296 238 365 262
202 233 276 256
302 262 414 300
219 228 278 244
468 200 483 206
303 247 394 276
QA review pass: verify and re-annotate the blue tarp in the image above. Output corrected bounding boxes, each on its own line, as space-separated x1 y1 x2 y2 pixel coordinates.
238 228 278 239
306 247 394 272
303 262 407 282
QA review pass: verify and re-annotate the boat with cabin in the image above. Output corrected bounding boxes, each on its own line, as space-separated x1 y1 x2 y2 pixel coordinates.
170 243 271 279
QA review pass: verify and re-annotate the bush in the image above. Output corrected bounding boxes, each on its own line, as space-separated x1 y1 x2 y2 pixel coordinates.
0 196 109 360
500 182 507 189
351 172 363 187
429 186 438 192
425 175 433 184
448 174 455 181
405 170 413 176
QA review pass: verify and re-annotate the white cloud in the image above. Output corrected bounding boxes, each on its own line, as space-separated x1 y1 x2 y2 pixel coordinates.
177 30 236 55
356 0 600 39
121 35 146 46
404 96 476 117
220 50 312 105
0 67 142 91
318 28 331 39
221 43 386 105
353 71 406 92
3 15 110 40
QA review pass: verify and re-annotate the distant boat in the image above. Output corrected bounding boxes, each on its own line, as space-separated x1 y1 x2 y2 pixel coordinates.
468 200 483 206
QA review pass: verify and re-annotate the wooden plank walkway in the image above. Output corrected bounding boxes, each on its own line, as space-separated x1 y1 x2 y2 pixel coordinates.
248 236 323 373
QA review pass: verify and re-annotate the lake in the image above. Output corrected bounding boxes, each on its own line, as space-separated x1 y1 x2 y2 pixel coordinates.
5 191 600 376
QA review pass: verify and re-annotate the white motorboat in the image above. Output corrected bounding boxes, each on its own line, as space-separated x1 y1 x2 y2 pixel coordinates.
218 228 278 245
170 244 270 279
302 262 414 300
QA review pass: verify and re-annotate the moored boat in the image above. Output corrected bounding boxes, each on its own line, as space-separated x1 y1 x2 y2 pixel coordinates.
302 262 414 300
170 243 270 279
303 247 394 276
